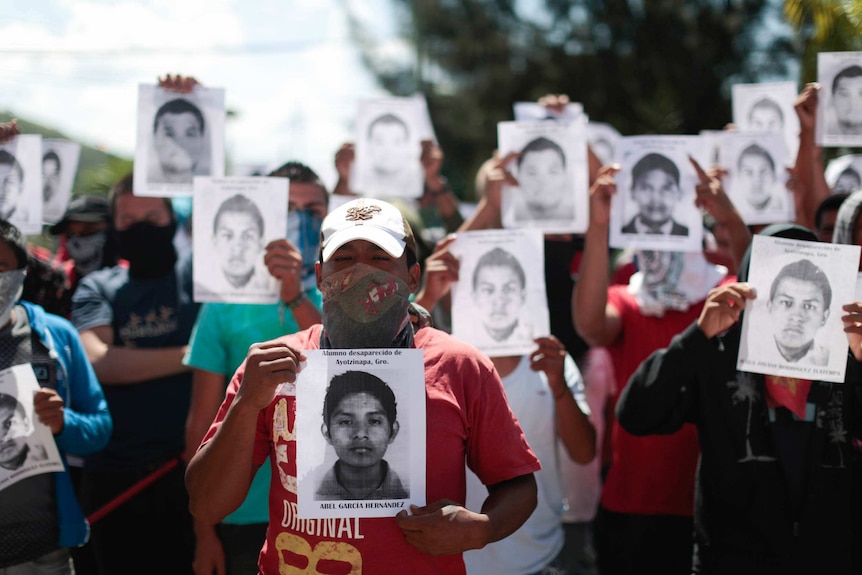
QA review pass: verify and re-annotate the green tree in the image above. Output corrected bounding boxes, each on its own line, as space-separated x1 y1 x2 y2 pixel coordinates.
784 0 862 81
347 0 797 200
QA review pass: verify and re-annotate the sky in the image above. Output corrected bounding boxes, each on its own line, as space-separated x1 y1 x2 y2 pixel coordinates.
0 0 408 189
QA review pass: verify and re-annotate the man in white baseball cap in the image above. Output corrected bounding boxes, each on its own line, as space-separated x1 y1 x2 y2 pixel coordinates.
187 196 541 574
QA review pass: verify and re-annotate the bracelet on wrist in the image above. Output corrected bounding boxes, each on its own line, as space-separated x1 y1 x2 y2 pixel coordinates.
283 292 307 310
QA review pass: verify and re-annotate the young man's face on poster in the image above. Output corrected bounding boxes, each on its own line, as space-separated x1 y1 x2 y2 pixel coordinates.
518 148 567 215
213 210 263 286
738 151 776 209
473 263 525 335
631 168 680 228
0 397 29 469
833 74 862 134
767 276 829 355
153 110 204 180
368 118 409 176
0 161 22 219
323 392 398 470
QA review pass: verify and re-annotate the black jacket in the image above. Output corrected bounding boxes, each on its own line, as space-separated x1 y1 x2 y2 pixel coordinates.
618 322 862 575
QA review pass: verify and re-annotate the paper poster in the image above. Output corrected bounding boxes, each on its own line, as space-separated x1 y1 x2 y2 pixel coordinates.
352 97 431 199
609 135 705 252
737 235 860 383
512 101 585 123
587 122 622 166
719 131 793 225
41 139 81 225
817 51 862 147
824 153 862 194
134 83 226 197
497 118 589 233
295 349 426 519
449 228 550 357
0 135 43 234
192 176 288 303
0 364 63 492
731 81 800 158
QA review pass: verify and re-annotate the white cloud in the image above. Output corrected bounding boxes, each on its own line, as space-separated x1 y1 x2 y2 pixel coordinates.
0 0 388 190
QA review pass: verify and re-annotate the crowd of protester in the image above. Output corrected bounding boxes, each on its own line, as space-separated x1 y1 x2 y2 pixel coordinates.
0 73 860 575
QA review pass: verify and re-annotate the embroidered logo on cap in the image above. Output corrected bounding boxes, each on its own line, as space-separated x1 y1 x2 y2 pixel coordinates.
345 204 382 221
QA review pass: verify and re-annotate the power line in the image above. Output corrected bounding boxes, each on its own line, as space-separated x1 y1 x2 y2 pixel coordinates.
0 38 374 59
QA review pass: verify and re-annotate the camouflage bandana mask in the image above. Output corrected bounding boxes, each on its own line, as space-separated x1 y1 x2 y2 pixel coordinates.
320 263 412 349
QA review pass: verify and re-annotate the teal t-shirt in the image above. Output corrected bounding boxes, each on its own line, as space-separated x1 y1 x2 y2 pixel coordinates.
184 288 322 525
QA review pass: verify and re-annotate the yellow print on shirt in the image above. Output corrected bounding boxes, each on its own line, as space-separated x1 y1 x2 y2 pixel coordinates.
274 397 298 493
276 532 362 574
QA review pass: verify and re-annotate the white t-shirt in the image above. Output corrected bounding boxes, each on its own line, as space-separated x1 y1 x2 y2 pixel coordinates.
464 353 589 574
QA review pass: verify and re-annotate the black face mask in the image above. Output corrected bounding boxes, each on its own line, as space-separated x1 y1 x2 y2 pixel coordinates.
116 220 178 279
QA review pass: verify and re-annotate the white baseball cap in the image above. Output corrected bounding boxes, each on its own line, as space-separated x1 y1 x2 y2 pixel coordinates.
320 198 417 263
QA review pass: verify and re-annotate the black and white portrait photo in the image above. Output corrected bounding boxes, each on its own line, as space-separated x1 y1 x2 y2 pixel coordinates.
449 229 550 357
0 135 43 235
497 118 589 233
134 83 225 196
825 153 862 195
352 97 432 199
732 81 800 158
0 365 63 492
738 235 860 383
610 135 704 253
512 100 585 122
817 51 862 147
295 349 426 519
721 131 792 225
41 139 81 225
192 177 287 303
588 122 622 167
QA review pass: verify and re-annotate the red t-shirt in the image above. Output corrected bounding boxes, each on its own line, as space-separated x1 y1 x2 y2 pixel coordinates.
600 281 731 516
206 325 540 574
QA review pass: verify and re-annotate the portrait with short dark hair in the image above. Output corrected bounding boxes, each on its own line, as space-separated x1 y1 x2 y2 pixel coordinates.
824 153 862 195
296 349 426 519
41 139 81 225
192 177 287 303
0 135 43 235
722 131 792 225
610 136 704 253
737 235 860 383
497 118 589 233
353 97 431 199
449 228 550 357
134 83 225 197
732 81 800 158
588 122 622 167
817 52 862 146
0 365 63 492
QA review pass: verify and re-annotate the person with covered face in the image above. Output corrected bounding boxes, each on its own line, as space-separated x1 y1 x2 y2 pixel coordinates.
0 218 111 574
71 172 200 574
182 160 327 575
185 197 540 574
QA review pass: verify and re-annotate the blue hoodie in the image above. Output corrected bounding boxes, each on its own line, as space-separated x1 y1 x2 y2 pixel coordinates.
19 300 112 548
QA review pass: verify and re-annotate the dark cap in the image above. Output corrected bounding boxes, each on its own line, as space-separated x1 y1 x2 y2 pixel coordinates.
49 195 111 235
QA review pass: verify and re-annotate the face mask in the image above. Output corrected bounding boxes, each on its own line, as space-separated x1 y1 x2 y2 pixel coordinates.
116 220 178 279
286 209 323 291
66 231 107 277
0 269 26 328
320 263 412 349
